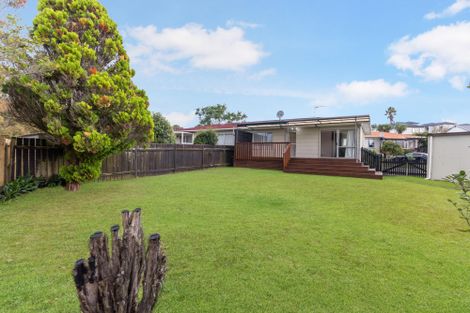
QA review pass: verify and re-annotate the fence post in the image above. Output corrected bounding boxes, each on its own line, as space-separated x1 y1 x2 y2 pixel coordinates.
173 145 177 173
201 145 205 169
406 161 409 176
0 137 5 187
134 148 138 177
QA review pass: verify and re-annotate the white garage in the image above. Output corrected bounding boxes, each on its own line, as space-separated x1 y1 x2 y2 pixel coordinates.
427 132 470 180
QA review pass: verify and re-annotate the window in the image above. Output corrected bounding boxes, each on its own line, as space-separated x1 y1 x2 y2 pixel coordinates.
183 134 193 144
252 132 273 143
217 132 235 146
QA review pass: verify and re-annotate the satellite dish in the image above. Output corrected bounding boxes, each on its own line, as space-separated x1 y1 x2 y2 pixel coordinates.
276 110 284 120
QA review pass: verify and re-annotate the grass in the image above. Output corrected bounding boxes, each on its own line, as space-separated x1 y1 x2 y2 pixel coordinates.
0 168 469 313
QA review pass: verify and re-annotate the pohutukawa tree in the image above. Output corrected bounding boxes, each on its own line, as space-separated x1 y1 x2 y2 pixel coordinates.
3 0 154 191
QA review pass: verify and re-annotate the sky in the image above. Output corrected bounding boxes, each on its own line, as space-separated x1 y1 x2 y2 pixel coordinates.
16 0 470 126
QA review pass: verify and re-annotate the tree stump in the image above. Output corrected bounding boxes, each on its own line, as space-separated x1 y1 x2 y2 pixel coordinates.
72 208 166 313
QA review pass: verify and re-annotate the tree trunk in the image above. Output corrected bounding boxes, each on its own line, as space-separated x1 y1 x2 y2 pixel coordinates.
72 209 166 313
65 182 80 192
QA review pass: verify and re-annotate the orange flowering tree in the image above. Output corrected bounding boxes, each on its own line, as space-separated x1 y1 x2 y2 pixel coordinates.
4 0 154 190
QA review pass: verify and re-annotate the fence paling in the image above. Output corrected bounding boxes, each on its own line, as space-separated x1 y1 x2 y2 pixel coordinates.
1 138 234 186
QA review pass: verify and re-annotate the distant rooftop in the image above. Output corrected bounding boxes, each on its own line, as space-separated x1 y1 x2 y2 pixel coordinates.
397 121 456 127
367 131 420 140
182 123 237 132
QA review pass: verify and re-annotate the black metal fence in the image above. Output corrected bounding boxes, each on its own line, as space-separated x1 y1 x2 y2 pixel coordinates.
361 148 427 178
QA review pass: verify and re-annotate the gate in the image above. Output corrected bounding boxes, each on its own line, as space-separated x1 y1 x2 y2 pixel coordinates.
361 148 427 178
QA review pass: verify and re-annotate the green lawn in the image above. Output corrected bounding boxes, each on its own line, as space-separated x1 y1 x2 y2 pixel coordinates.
1 168 469 313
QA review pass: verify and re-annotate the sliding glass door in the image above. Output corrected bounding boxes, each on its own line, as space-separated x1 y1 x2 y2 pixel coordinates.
338 130 356 158
321 129 356 159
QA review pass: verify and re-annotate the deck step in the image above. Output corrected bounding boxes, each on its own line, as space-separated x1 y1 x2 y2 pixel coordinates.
284 168 383 179
285 158 383 179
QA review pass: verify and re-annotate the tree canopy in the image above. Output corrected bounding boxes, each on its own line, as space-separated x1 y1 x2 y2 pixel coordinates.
194 130 218 145
394 123 407 134
152 112 175 144
385 106 397 125
3 0 154 189
381 141 403 156
376 124 393 132
195 104 247 126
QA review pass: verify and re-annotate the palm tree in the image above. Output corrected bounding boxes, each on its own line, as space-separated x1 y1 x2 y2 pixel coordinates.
385 106 397 125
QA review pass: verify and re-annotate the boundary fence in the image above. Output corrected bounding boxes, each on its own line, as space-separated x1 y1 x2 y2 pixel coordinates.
0 137 234 186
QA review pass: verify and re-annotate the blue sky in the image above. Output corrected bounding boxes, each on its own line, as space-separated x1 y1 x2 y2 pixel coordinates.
17 0 470 126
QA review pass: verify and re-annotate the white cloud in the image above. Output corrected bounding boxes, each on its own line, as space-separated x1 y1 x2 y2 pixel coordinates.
126 23 267 73
425 0 470 20
183 79 408 107
449 75 468 90
164 111 196 127
248 68 277 80
226 19 262 29
388 22 470 87
336 79 409 103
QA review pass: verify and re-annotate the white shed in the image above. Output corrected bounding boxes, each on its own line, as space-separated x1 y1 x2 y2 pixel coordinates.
427 132 470 180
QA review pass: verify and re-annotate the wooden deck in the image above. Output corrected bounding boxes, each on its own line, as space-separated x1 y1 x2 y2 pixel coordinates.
234 143 383 179
284 158 383 179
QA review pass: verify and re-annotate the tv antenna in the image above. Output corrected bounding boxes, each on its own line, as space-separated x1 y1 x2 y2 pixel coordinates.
276 110 284 121
313 105 326 115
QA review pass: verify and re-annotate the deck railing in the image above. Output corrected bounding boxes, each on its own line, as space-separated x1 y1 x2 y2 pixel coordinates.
235 142 289 160
283 144 292 169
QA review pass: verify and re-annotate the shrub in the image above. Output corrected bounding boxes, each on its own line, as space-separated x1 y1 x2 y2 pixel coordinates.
446 171 470 227
194 130 218 145
0 176 40 202
380 141 403 156
0 175 65 202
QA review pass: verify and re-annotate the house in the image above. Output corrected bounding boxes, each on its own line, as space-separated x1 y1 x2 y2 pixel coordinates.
399 121 456 135
365 131 420 152
234 115 382 179
174 130 194 145
448 124 470 133
176 123 237 145
427 132 470 180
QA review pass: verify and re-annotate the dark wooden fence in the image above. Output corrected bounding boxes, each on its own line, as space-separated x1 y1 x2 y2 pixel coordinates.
361 148 427 178
1 137 234 186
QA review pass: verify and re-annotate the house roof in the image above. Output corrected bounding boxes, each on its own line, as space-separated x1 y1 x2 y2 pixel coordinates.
396 121 456 127
182 123 237 132
237 115 371 128
449 124 470 132
366 131 419 140
429 131 470 137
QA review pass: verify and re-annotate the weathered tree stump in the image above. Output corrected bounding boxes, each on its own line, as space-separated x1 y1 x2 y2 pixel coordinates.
72 208 166 313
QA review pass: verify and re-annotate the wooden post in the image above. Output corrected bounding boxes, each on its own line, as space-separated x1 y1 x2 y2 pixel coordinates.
0 137 6 187
173 145 177 173
134 148 138 177
201 145 205 169
72 209 166 313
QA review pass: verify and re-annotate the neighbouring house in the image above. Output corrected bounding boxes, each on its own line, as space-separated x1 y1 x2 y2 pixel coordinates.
365 131 420 152
427 132 470 180
399 121 456 135
234 115 382 179
174 130 194 145
448 124 470 133
176 123 237 145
